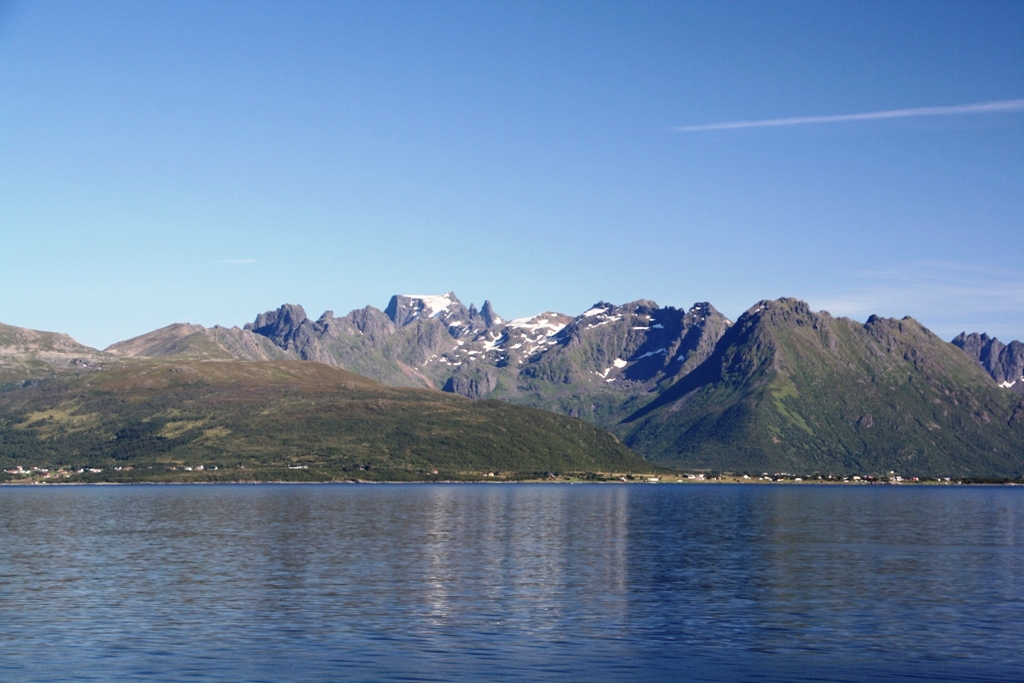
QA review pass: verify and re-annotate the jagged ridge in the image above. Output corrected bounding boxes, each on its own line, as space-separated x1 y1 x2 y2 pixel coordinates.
952 332 1024 394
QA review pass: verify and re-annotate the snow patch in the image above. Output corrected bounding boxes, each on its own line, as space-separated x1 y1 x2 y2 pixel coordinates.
402 294 454 318
613 358 628 368
585 315 622 328
482 334 507 352
509 316 566 336
637 348 667 360
999 379 1017 389
651 324 664 329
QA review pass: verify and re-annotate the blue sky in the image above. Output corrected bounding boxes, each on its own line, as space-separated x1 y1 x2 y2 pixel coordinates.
1 0 1022 349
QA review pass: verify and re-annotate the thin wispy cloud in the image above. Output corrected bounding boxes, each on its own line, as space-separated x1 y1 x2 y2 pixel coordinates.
674 99 1024 132
811 262 1024 340
217 259 258 264
818 262 1024 313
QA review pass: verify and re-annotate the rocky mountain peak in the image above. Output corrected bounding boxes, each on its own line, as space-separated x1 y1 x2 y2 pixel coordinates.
248 303 307 332
479 300 502 328
245 304 313 352
385 293 460 326
683 301 729 326
384 292 505 338
582 301 616 317
952 331 1024 392
340 306 396 339
952 332 994 359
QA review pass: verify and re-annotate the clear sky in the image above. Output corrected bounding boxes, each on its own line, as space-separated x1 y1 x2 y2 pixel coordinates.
2 0 1022 349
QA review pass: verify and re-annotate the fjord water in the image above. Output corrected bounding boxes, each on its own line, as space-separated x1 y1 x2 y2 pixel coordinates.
1 484 1022 682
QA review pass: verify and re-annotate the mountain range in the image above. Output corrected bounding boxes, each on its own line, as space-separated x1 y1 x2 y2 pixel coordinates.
3 292 1023 478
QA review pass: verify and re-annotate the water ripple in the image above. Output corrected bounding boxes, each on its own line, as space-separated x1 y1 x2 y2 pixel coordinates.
0 483 1021 682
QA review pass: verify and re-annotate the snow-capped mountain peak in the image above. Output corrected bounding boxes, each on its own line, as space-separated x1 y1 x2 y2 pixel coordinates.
406 294 454 318
385 293 460 325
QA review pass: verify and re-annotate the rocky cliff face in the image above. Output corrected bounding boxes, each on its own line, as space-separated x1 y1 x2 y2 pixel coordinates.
383 292 501 339
102 293 736 409
234 294 734 429
952 332 1024 394
246 303 313 352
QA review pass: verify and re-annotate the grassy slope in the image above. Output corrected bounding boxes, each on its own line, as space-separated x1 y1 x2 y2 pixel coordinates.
0 322 110 386
619 300 1024 477
0 359 648 479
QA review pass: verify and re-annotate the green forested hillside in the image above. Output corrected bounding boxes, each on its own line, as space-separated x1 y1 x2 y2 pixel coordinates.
0 360 649 481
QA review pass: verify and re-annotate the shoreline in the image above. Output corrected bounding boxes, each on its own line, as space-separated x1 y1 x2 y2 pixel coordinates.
2 477 1020 487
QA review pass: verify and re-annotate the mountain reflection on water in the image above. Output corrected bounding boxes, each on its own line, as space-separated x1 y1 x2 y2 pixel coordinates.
0 483 1021 682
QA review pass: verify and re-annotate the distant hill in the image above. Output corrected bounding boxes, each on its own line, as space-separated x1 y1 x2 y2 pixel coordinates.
106 322 296 361
0 359 648 481
0 321 110 385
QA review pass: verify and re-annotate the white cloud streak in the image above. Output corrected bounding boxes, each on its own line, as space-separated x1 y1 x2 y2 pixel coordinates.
810 262 1024 340
674 99 1024 132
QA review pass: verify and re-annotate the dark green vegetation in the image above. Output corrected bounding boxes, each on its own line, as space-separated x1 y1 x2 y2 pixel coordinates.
618 300 1024 477
0 360 649 481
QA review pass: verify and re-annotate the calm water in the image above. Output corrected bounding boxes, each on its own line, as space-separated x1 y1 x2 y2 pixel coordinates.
1 484 1022 682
